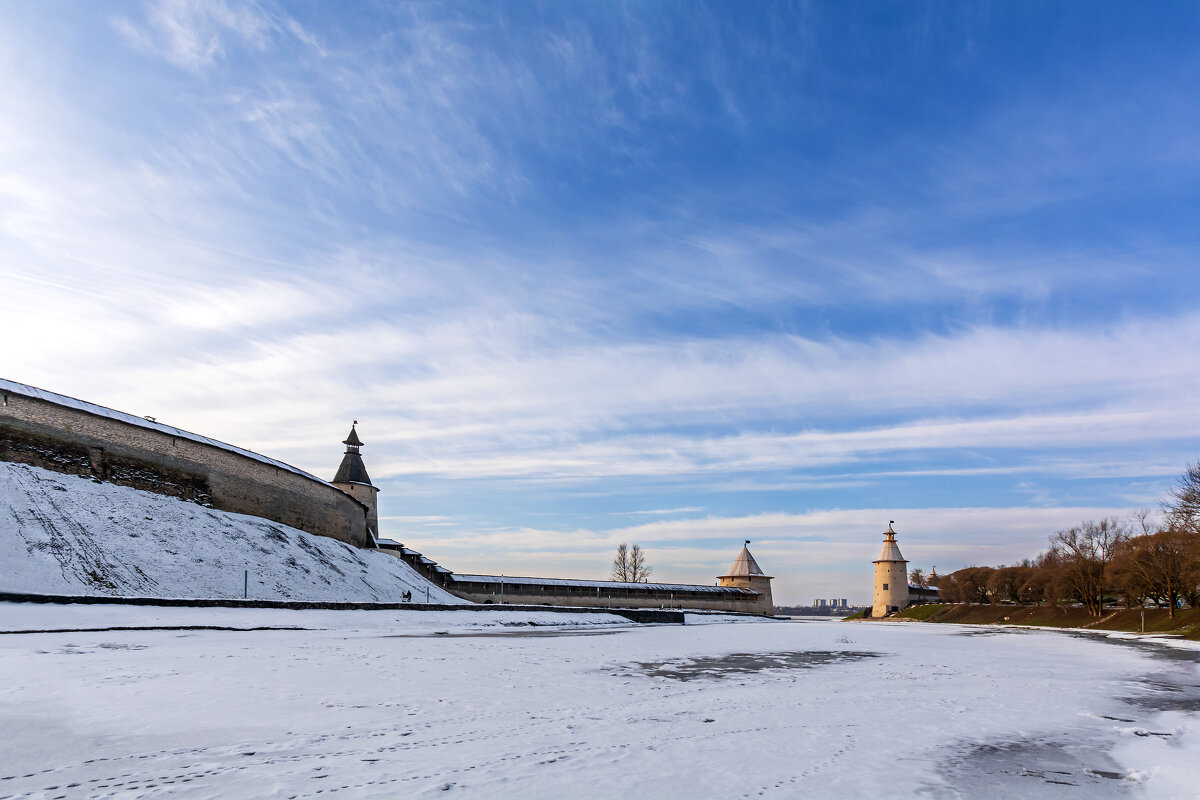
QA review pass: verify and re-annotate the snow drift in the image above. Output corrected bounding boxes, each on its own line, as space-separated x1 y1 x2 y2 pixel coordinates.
0 461 464 603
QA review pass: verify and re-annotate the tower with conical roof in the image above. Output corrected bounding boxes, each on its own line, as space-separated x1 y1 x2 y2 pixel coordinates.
331 423 379 542
872 522 909 617
717 540 774 615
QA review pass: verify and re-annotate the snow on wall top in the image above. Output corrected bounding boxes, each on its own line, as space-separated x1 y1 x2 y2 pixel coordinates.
449 574 755 594
0 378 331 488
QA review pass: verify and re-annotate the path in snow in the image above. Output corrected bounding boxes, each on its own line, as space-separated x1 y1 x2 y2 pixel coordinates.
0 607 1198 798
0 462 461 603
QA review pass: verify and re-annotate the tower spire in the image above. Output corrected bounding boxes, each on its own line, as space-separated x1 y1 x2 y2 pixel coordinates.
333 423 371 485
876 521 904 562
331 422 379 542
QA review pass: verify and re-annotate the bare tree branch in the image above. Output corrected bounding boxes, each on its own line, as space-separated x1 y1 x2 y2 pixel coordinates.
629 544 652 582
611 542 630 582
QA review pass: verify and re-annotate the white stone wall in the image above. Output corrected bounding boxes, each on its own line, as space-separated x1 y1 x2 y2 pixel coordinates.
872 560 908 617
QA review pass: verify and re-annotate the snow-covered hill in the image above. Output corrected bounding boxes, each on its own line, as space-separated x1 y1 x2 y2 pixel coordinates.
0 461 464 603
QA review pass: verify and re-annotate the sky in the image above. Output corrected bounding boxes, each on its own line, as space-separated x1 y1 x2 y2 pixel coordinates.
3 1 1200 604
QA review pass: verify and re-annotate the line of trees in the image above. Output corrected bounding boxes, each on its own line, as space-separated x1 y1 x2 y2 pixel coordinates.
934 462 1200 618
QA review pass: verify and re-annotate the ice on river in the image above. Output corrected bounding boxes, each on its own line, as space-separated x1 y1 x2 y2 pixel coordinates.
1 605 1198 799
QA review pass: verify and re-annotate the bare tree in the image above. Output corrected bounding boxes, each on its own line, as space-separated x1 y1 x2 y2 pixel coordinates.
958 567 994 604
1017 566 1052 605
1049 518 1129 616
938 567 993 604
989 566 1032 604
1132 508 1157 536
1112 526 1197 617
909 568 927 588
612 543 630 581
629 544 652 582
612 543 653 582
1164 462 1200 535
1105 541 1151 610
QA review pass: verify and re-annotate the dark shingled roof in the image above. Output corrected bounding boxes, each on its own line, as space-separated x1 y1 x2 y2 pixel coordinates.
332 424 372 485
333 452 372 485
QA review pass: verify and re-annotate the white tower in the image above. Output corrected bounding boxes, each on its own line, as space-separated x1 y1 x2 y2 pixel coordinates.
872 522 909 617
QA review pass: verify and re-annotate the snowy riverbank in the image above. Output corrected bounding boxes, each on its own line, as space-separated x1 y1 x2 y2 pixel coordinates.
0 601 638 635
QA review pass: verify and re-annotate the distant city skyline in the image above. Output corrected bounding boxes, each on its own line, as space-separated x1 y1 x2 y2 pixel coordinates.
3 2 1199 603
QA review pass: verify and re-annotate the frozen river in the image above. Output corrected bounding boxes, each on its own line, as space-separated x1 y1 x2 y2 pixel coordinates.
1 604 1198 799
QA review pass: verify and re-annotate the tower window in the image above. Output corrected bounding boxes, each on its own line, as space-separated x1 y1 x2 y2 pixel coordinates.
882 583 888 590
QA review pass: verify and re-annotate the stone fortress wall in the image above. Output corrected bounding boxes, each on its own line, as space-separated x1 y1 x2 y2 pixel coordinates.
2 378 776 615
0 380 373 549
391 539 777 615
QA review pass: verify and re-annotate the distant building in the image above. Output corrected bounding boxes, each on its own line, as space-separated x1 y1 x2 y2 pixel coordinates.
908 584 940 605
435 541 775 615
872 522 909 617
717 542 774 614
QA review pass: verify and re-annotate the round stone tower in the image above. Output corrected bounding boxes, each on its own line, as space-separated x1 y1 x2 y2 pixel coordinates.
331 423 379 542
872 522 909 617
718 540 774 615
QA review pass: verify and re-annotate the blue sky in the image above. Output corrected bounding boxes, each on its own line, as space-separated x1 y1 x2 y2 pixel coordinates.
3 1 1200 603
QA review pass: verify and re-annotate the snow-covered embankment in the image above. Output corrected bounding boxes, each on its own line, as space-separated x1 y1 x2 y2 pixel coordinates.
0 461 462 603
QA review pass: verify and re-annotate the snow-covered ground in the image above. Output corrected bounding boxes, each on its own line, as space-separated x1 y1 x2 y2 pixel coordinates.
0 603 632 635
1 607 1198 799
0 462 461 603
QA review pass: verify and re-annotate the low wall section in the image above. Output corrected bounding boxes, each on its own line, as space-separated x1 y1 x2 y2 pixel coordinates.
444 579 771 615
374 545 773 615
0 381 371 548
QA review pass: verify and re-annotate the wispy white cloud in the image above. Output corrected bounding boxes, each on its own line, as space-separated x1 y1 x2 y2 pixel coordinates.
112 0 317 72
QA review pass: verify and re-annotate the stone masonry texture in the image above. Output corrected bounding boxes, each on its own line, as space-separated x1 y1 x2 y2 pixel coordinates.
0 392 371 548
